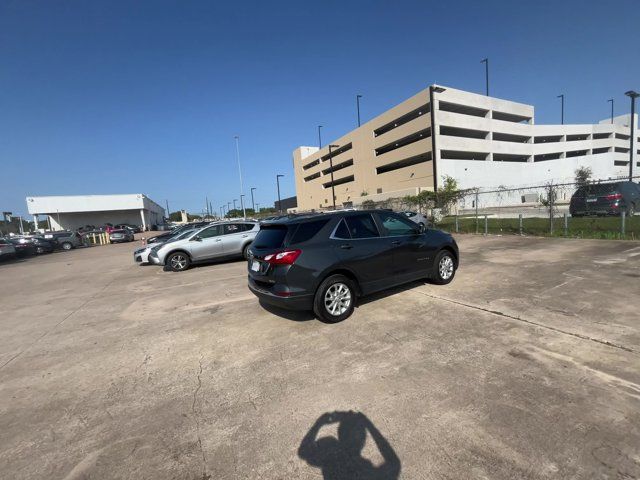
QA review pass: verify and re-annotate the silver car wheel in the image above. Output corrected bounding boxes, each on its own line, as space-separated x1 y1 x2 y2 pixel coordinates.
324 282 352 316
439 255 454 280
170 254 187 270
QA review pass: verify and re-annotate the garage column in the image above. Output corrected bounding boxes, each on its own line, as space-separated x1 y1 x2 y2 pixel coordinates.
140 209 147 231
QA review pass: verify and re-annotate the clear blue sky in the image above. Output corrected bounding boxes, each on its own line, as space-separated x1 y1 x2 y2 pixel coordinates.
1 0 639 216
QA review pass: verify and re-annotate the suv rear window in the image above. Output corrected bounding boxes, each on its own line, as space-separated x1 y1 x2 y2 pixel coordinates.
290 219 329 245
254 225 288 249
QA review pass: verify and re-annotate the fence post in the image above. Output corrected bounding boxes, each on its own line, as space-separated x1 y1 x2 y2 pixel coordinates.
475 190 479 234
455 215 459 233
518 214 523 236
563 213 568 237
621 210 626 238
484 215 488 236
548 183 554 236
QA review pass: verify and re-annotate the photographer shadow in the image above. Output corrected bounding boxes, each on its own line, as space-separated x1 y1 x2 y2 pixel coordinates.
298 411 400 480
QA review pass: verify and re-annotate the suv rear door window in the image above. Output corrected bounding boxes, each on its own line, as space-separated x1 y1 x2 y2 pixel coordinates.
223 224 242 235
290 219 329 244
254 225 288 249
345 214 379 239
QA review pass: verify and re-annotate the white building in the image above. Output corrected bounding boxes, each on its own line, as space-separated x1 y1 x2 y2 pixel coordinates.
293 85 638 211
26 194 165 231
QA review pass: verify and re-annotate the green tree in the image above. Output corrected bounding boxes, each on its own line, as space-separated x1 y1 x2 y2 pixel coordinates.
574 166 592 187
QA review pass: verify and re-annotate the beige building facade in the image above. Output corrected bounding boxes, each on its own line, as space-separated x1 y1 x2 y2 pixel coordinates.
293 85 638 211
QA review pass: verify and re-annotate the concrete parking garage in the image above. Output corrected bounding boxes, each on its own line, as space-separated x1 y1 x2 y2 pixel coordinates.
0 236 639 479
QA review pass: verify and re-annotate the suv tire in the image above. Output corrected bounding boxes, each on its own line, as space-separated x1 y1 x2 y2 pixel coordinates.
313 274 356 323
431 250 456 285
61 242 73 251
242 243 251 260
166 252 191 272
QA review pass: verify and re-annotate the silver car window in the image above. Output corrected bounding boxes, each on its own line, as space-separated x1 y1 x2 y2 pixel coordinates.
198 225 223 239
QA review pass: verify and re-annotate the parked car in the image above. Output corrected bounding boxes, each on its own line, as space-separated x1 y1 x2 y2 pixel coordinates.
133 227 198 264
148 221 259 271
6 237 37 257
42 231 82 250
570 181 640 217
109 229 135 243
146 222 210 244
402 211 430 228
32 237 55 254
0 237 17 260
247 210 459 323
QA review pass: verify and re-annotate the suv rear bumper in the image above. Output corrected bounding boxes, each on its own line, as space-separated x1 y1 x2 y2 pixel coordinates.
248 276 313 310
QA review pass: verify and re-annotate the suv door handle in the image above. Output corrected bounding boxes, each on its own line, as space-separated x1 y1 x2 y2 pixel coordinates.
242 234 248 238
391 240 401 245
340 244 352 249
215 238 222 242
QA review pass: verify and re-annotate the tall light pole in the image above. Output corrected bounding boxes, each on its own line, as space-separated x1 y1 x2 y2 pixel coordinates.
356 95 363 127
480 58 489 96
557 94 564 124
276 174 284 213
608 98 614 124
220 206 224 218
328 144 339 210
165 199 170 219
227 202 231 214
250 187 256 212
234 135 246 218
625 90 639 181
240 194 246 218
318 125 323 149
233 199 238 211
255 202 260 213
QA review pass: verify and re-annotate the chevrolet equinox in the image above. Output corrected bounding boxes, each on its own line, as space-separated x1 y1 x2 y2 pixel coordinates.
247 210 458 322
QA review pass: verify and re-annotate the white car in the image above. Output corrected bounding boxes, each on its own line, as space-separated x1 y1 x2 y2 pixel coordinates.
133 227 197 264
402 211 429 228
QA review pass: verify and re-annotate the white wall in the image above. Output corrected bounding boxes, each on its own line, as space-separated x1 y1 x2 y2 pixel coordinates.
47 210 163 231
439 152 630 208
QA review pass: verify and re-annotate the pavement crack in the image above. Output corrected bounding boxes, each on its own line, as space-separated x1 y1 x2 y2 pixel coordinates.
191 357 210 480
414 291 636 354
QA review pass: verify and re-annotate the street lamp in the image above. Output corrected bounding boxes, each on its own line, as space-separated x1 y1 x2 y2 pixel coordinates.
625 90 639 181
227 202 231 214
557 94 564 124
318 125 323 149
608 98 614 124
255 202 260 213
220 206 224 218
250 187 256 212
276 174 284 213
233 199 238 211
480 58 489 96
328 144 339 210
356 95 363 127
240 194 246 218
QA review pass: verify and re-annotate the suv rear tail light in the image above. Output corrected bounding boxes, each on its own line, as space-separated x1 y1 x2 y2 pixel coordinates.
605 193 622 200
264 249 302 265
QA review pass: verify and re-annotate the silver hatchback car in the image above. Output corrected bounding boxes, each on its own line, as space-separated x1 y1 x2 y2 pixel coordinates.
149 221 259 272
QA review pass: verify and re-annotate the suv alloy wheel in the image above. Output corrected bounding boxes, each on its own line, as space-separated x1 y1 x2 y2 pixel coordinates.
313 274 356 323
166 252 191 272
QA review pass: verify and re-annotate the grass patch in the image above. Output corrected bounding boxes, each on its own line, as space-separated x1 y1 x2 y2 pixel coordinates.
437 215 640 240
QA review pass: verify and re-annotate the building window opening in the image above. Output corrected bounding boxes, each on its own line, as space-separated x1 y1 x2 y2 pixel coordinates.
441 150 489 161
373 104 430 137
440 126 488 140
375 129 431 156
376 152 432 174
492 132 531 143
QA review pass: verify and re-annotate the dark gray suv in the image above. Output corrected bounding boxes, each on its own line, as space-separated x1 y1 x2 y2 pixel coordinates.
247 210 459 323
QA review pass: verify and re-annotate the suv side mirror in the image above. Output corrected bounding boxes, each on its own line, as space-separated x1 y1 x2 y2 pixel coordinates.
418 224 426 233
192 235 202 242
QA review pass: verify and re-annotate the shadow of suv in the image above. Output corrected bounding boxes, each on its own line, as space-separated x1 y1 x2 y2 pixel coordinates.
247 210 458 323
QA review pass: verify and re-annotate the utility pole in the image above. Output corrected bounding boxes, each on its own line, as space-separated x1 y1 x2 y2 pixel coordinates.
318 125 323 149
276 174 284 213
557 94 564 124
356 95 363 127
234 136 247 218
328 144 339 210
250 187 256 212
480 58 489 96
165 199 170 220
608 98 614 124
625 90 639 181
